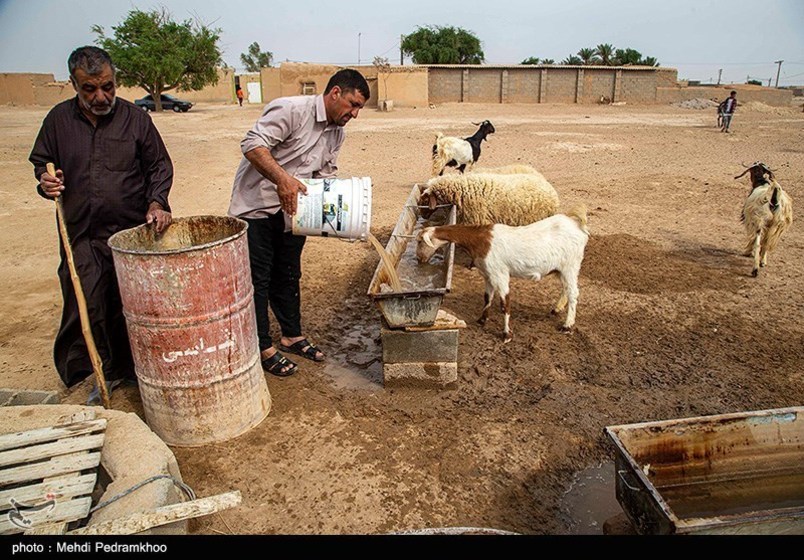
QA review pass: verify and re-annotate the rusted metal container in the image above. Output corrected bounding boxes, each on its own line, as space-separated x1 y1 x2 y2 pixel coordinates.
605 406 804 535
108 216 270 447
367 184 456 328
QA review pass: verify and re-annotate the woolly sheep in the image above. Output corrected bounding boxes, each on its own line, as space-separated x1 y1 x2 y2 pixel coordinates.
417 168 560 227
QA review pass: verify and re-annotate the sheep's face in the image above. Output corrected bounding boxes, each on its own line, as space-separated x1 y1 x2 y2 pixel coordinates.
417 191 438 220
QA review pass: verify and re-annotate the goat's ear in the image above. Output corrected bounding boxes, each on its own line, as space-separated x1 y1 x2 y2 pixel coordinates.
422 230 436 248
428 193 437 210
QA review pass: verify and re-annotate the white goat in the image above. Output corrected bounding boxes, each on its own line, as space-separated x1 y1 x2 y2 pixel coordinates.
417 206 590 343
418 168 559 227
735 162 793 277
431 120 495 176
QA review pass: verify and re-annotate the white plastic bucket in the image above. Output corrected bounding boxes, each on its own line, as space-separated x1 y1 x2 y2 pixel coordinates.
292 177 372 241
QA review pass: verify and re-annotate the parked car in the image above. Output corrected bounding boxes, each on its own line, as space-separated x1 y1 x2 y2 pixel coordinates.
134 94 193 113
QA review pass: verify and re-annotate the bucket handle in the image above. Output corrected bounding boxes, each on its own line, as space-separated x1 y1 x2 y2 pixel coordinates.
617 470 642 492
322 213 365 242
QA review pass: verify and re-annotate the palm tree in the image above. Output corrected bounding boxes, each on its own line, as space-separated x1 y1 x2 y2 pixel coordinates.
541 58 555 65
595 43 614 65
521 56 541 65
577 47 599 65
614 48 642 66
641 56 659 67
562 55 582 65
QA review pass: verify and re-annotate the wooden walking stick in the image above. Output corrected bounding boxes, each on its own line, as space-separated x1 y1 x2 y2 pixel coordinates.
47 163 111 409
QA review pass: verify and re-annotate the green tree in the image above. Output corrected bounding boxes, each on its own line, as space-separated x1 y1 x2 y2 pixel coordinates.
577 48 599 65
542 58 555 65
240 42 273 72
521 57 541 65
562 55 582 65
595 43 615 65
614 48 643 66
641 56 659 67
93 8 222 112
401 25 484 64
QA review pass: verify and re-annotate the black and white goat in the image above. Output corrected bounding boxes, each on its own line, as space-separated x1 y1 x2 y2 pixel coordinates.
431 120 495 176
735 162 793 277
417 206 589 343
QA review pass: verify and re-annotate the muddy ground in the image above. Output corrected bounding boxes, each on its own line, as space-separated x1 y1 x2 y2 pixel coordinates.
1 97 802 535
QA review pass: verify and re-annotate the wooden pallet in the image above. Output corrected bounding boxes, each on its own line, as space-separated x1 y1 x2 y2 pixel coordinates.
0 411 106 534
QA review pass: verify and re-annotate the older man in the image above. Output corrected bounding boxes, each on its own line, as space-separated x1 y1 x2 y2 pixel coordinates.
29 46 174 401
228 69 369 376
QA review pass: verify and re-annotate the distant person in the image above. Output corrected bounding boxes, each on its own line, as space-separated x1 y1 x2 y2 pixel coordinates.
236 86 244 107
720 90 737 133
29 46 174 403
228 69 369 376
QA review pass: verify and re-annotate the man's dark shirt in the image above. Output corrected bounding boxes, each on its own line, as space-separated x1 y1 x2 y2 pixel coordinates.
29 96 173 242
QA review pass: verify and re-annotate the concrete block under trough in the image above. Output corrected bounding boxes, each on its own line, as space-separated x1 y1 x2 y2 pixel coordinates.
382 328 459 364
383 361 458 388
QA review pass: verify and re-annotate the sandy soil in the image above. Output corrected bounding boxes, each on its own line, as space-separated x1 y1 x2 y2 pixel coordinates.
1 98 803 535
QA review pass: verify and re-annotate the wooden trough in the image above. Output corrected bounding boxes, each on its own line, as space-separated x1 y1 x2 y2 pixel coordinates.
367 184 456 329
604 406 804 535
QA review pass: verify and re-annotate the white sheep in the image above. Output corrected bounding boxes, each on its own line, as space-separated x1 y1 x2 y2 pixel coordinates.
417 206 590 343
417 168 560 227
736 163 793 277
431 120 495 176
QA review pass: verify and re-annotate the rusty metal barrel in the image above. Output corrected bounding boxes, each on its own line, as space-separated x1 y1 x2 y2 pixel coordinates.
108 215 270 447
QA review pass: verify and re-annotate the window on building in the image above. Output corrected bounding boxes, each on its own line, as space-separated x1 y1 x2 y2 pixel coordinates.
301 82 316 95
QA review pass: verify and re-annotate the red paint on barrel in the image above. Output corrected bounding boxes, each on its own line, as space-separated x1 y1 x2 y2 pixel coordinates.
108 216 270 446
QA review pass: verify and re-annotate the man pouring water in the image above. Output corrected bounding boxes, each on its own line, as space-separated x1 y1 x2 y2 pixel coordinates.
228 69 370 376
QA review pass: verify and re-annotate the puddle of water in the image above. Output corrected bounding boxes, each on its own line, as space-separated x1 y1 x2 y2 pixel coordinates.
323 361 382 391
561 461 623 535
323 323 383 391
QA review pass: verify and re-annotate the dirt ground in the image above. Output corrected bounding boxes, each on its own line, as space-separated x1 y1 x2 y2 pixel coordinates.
1 97 803 535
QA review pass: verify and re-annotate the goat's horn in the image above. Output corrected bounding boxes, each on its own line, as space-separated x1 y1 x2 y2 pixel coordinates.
471 121 480 125
740 161 750 168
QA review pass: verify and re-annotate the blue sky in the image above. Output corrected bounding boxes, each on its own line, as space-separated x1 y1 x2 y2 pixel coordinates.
1 0 802 86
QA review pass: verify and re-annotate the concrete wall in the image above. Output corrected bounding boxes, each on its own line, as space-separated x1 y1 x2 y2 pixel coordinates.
544 67 577 103
656 84 793 106
506 68 541 103
582 69 616 102
621 70 656 102
426 65 678 104
428 68 463 103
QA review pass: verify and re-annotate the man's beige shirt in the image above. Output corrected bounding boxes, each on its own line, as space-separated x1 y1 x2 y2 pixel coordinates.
228 94 344 221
